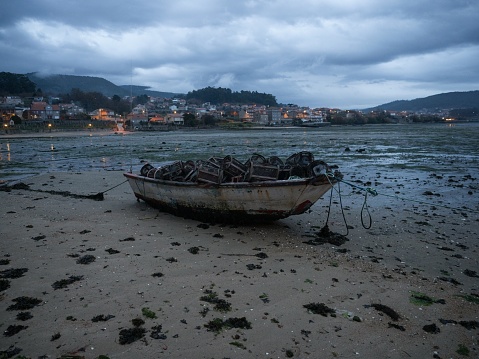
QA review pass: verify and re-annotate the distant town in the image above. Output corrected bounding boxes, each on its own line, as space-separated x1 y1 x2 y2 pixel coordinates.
1 73 477 134
2 92 472 135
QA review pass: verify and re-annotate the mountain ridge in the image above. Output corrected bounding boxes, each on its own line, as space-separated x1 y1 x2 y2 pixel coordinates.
364 90 479 111
26 73 179 98
25 73 478 111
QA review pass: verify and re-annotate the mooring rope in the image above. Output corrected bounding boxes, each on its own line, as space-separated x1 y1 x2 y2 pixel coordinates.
328 174 479 219
317 172 477 235
0 178 129 201
101 179 128 194
336 176 478 214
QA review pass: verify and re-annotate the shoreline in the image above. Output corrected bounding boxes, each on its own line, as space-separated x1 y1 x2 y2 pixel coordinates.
0 129 126 139
1 170 477 358
2 121 477 139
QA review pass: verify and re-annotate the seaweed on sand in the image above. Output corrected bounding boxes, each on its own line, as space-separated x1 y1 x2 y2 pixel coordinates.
141 307 157 319
409 291 444 306
200 290 232 313
0 279 10 292
150 325 167 340
16 312 33 321
369 303 401 321
456 293 479 304
188 246 200 254
76 255 96 264
3 325 28 337
0 268 28 279
303 302 336 317
204 317 252 333
92 314 115 322
118 327 146 345
7 296 42 311
105 248 120 254
304 224 349 246
52 275 84 289
0 346 22 358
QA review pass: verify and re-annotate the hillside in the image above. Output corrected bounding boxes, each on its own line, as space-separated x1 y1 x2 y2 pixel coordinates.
366 91 479 111
19 73 479 111
26 73 179 98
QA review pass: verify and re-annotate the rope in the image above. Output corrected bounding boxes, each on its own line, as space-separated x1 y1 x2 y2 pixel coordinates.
337 177 478 215
315 171 477 236
321 173 351 235
101 179 128 194
360 191 373 229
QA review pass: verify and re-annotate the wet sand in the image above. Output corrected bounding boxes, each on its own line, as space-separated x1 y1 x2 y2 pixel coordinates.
0 129 122 139
0 170 478 358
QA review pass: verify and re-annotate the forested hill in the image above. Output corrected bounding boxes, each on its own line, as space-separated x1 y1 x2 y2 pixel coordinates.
26 73 177 98
367 91 479 111
185 87 278 106
20 73 278 105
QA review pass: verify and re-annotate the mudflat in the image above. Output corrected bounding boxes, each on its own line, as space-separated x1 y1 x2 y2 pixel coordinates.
0 169 477 358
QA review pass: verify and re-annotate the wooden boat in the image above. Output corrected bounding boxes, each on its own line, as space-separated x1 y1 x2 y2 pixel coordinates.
124 152 340 223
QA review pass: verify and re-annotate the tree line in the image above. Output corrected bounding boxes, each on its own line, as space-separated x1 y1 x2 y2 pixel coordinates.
59 88 138 116
185 86 278 106
0 72 37 96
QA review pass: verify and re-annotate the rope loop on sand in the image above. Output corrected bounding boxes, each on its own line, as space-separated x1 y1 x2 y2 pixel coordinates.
335 176 478 215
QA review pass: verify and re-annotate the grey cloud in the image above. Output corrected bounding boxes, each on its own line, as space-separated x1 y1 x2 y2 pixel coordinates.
1 0 478 108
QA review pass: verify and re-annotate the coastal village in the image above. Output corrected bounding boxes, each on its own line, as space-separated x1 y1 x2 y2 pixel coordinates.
0 93 458 134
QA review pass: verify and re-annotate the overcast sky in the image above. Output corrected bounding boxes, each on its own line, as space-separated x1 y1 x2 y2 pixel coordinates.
1 1 478 109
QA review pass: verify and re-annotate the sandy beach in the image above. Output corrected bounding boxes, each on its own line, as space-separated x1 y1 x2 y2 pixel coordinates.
0 167 477 359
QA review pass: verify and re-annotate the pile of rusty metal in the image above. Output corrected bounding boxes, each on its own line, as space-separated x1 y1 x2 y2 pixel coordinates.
140 151 330 184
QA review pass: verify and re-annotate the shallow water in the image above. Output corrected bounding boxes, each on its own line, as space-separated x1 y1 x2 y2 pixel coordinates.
1 123 478 184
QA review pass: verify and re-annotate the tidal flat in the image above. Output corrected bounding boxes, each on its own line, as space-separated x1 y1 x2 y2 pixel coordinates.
0 123 478 358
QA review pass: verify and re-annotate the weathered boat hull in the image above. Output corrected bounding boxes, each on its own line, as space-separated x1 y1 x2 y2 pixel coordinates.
124 172 335 223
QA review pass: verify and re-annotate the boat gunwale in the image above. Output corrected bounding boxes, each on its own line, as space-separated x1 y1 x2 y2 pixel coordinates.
123 172 334 188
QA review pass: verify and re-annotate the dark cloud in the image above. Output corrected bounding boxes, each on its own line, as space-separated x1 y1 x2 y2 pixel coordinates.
1 0 478 108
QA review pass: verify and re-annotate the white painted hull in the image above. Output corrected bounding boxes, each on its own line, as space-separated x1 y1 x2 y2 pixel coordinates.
124 172 335 222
